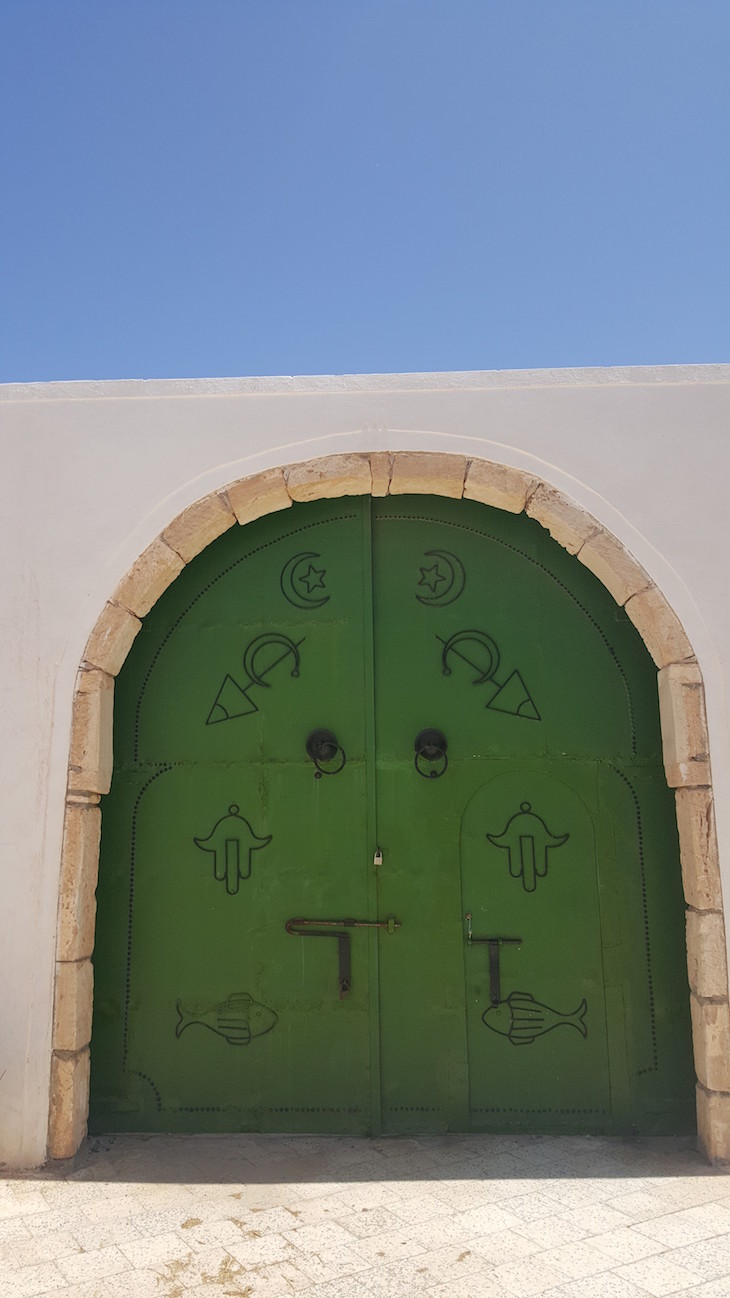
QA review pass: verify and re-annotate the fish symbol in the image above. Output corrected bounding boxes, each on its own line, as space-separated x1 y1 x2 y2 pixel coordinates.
482 991 587 1045
175 992 278 1046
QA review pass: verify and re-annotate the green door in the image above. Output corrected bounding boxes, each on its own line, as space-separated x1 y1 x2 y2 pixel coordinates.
90 494 695 1136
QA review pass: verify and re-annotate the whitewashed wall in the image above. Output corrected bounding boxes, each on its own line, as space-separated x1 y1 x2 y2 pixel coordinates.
1 364 728 1169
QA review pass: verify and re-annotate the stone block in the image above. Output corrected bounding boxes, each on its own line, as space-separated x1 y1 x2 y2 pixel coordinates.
162 492 236 562
67 670 114 795
691 998 730 1092
658 662 711 787
388 452 467 498
57 803 101 961
675 788 723 911
369 452 392 497
53 960 94 1053
226 468 293 524
525 485 599 554
464 459 539 514
112 537 185 618
686 911 729 999
83 602 142 677
47 1047 90 1161
577 530 652 607
625 585 694 667
285 454 372 501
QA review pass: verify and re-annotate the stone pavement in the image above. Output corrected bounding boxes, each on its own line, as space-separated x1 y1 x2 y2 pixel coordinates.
2 1134 730 1298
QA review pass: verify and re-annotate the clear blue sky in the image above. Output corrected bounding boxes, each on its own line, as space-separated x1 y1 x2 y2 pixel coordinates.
1 1 728 382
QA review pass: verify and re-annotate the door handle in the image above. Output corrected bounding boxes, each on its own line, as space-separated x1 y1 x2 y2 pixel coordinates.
286 916 401 998
465 913 522 1007
414 728 448 779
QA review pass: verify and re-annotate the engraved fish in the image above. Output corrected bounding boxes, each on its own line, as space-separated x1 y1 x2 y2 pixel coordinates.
175 993 277 1046
482 991 587 1045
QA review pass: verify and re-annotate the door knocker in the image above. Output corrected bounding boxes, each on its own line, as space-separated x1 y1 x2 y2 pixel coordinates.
306 729 346 777
414 728 448 779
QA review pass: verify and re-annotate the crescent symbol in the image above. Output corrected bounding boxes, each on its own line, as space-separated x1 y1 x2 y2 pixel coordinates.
440 630 500 683
243 634 301 687
280 551 330 609
416 549 466 607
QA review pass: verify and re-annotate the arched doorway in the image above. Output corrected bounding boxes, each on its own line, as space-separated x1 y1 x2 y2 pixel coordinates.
88 491 695 1136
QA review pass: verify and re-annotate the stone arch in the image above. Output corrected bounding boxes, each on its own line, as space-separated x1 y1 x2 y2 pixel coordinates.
49 451 730 1161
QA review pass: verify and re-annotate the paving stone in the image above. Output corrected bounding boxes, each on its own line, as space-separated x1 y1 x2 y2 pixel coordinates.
0 1261 67 1297
55 1245 131 1286
634 1204 730 1248
585 1227 668 1264
664 1233 730 1280
491 1253 572 1295
615 1252 704 1295
548 1273 653 1297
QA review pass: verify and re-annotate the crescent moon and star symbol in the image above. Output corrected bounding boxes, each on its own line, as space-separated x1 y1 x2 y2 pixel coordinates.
416 549 466 607
438 629 541 721
280 551 329 609
206 632 304 725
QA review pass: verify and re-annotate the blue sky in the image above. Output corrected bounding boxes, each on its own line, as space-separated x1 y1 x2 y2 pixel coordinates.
1 1 728 382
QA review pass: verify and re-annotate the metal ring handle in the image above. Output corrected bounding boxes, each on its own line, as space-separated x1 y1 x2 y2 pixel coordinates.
306 729 346 776
414 728 448 779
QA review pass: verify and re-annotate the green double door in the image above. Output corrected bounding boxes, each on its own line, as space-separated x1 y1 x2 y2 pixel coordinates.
90 495 694 1136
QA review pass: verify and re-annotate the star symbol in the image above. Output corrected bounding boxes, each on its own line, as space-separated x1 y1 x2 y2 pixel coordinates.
299 564 326 594
418 563 445 593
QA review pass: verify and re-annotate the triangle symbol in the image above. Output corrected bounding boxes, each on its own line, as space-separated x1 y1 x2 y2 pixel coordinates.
206 675 257 725
486 670 541 721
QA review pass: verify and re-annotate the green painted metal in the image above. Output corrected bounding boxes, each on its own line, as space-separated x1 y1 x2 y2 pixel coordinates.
90 494 695 1136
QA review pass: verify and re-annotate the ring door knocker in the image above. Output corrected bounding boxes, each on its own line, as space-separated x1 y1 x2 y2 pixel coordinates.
414 728 448 779
306 729 346 777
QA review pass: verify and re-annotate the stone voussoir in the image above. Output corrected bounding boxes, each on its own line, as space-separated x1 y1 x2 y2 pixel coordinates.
691 999 730 1094
525 484 599 554
112 536 185 619
285 454 372 501
47 1048 90 1162
577 529 653 607
369 451 392 497
162 491 236 563
226 468 293 524
53 959 94 1053
463 459 540 514
658 661 711 788
388 451 467 497
83 602 142 677
675 788 723 911
67 670 114 795
57 803 101 961
625 584 695 668
686 910 729 1000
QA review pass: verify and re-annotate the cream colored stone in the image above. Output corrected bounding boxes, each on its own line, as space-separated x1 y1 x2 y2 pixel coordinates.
675 788 723 911
83 602 141 676
226 468 292 524
285 454 372 501
691 998 730 1092
658 661 711 787
388 452 467 498
47 1048 90 1161
67 670 114 795
697 1084 730 1163
463 459 539 514
162 492 236 562
53 960 94 1053
57 804 101 961
625 585 694 667
577 530 652 606
369 451 392 497
525 484 599 554
112 536 185 618
686 912 729 999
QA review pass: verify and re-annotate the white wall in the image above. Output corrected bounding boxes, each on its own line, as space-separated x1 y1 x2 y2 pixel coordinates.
1 364 728 1168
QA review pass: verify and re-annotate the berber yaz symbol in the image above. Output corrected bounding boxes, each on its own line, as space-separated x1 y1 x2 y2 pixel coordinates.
206 632 303 725
280 551 329 608
416 550 466 606
193 805 271 895
486 802 569 892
